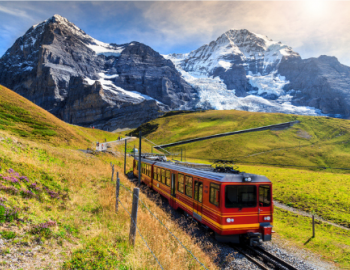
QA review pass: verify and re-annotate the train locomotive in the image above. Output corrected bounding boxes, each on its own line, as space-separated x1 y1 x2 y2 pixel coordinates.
133 157 273 246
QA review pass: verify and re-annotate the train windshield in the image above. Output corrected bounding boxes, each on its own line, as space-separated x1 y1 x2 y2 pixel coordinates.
225 185 257 208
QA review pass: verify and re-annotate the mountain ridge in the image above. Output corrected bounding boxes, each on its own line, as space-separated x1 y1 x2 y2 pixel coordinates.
165 29 350 118
1 15 350 131
0 14 197 130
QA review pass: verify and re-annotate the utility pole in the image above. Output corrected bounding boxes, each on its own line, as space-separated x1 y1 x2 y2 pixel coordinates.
138 131 142 185
124 139 127 175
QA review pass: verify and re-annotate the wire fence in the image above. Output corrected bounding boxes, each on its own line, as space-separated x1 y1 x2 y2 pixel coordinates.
117 196 164 269
117 181 209 270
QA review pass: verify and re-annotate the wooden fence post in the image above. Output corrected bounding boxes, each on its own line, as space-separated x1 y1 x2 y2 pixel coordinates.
312 215 315 238
129 187 140 245
115 172 120 213
111 163 115 182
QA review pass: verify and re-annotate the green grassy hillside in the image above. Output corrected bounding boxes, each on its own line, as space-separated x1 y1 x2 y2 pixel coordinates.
132 110 350 170
132 110 350 268
0 85 217 269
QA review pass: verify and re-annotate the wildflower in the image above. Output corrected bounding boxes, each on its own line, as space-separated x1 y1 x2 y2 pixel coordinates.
21 188 34 198
19 176 29 182
10 177 19 184
7 168 14 173
0 185 19 195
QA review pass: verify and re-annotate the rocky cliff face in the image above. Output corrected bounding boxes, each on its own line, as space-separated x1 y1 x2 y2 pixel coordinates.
1 17 350 124
165 29 350 118
0 15 197 130
278 55 350 116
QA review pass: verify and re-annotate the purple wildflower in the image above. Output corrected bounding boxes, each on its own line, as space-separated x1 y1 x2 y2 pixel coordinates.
0 185 19 195
19 176 29 182
48 190 60 199
0 197 7 202
10 177 19 184
7 168 14 173
31 220 57 234
21 188 34 198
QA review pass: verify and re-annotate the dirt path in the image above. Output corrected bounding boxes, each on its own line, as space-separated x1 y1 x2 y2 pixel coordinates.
274 201 349 231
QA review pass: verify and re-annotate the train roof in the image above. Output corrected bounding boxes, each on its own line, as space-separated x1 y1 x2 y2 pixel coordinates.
136 158 271 184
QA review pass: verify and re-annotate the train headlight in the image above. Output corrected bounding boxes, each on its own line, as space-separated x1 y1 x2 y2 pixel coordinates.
226 218 234 223
264 216 271 221
243 177 252 182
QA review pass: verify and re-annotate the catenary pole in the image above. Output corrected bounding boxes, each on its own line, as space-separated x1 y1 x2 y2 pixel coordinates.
124 139 127 175
138 131 142 185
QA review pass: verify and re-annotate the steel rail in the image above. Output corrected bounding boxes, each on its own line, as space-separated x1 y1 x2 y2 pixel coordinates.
234 246 270 270
234 244 300 270
252 246 299 270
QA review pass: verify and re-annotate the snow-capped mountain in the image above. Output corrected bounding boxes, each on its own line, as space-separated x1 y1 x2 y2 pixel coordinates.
0 15 197 130
165 29 350 117
1 16 350 130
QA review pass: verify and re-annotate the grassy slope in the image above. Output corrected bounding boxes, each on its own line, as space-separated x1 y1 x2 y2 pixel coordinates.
133 110 350 269
134 110 350 169
0 85 217 269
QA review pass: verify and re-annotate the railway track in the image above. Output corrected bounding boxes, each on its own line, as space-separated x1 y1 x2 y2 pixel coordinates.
233 245 299 270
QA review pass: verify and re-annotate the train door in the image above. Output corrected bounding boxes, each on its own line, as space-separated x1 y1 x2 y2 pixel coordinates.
258 184 272 223
170 173 177 208
193 180 203 221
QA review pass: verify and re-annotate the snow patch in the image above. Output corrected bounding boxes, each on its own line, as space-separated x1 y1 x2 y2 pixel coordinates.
84 74 163 105
247 72 289 97
86 44 124 57
218 60 232 71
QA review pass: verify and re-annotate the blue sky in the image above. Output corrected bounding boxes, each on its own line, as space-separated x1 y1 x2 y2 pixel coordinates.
1 1 350 65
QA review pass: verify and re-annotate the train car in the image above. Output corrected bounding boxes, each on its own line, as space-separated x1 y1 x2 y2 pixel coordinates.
133 158 273 246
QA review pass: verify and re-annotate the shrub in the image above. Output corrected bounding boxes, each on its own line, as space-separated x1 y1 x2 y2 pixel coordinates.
0 204 19 223
0 231 16 240
62 242 119 270
30 220 57 237
0 185 19 195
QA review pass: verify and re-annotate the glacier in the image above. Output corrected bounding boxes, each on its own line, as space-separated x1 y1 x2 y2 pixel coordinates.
164 53 325 116
164 29 328 117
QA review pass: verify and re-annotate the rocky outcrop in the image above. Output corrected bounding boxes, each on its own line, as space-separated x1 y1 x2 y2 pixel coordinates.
278 55 350 116
0 15 197 130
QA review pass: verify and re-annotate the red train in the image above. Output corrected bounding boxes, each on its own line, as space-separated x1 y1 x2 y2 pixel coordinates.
133 158 273 246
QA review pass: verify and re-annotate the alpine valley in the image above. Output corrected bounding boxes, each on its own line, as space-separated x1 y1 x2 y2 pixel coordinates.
1 15 350 130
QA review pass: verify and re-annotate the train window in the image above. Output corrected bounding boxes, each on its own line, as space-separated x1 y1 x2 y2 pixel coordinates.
166 170 171 186
154 167 158 180
185 176 193 198
178 174 184 193
157 168 160 180
259 185 271 207
194 182 203 203
225 185 257 208
209 183 220 206
161 169 166 184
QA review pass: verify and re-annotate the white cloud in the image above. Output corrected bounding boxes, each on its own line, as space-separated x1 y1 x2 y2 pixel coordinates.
0 5 33 20
138 1 350 65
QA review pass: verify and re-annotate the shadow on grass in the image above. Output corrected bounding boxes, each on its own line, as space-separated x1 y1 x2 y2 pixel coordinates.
304 237 314 245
